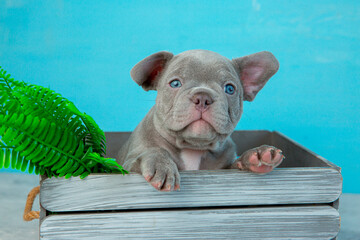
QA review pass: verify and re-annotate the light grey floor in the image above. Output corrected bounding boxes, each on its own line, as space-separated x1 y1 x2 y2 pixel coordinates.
0 173 359 240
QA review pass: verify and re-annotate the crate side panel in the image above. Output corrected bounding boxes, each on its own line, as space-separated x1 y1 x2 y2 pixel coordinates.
230 130 272 156
41 169 342 212
105 131 272 159
40 205 339 240
104 132 131 158
272 131 340 169
104 131 341 169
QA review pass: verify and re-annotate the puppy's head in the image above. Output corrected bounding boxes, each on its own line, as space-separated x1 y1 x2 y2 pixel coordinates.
131 50 279 150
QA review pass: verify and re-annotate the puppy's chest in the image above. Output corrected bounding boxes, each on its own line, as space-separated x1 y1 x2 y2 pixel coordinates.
180 149 205 170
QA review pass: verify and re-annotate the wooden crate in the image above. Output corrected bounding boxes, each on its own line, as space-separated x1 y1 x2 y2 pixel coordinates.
39 131 342 239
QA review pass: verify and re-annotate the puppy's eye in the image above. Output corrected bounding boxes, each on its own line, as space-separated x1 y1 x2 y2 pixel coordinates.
224 84 235 95
169 79 182 88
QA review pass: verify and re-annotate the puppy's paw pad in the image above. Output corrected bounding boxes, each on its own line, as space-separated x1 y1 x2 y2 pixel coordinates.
248 164 274 174
238 146 284 174
259 147 283 166
237 152 258 169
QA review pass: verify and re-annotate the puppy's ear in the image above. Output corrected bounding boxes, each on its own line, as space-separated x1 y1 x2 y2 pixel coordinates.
130 51 174 91
232 51 279 101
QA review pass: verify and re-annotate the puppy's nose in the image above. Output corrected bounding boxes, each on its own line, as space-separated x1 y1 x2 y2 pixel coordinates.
192 94 214 112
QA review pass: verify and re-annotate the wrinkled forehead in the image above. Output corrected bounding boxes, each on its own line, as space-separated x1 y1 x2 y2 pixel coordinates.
164 51 238 81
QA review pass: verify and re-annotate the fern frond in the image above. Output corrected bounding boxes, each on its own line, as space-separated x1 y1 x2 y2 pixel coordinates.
0 67 25 90
84 152 127 174
0 137 6 147
0 147 36 173
66 102 106 156
0 67 24 114
0 66 127 178
12 83 105 156
0 113 91 177
0 108 127 177
13 84 88 138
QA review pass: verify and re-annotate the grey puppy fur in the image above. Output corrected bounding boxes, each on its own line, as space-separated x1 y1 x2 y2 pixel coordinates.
117 50 284 191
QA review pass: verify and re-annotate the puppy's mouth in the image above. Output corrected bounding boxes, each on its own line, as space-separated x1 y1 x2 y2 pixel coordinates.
164 112 231 150
175 118 217 142
185 119 213 136
168 111 229 136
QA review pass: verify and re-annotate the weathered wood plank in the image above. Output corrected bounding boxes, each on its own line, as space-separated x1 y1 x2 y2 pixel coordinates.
40 168 342 212
40 205 340 240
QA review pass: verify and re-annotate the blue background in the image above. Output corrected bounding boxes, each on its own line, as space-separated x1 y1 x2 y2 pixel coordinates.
1 0 359 193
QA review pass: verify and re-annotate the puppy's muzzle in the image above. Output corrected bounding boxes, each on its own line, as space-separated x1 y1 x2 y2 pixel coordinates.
189 87 217 112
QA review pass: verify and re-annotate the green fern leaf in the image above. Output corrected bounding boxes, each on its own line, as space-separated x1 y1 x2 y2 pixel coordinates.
66 102 106 156
0 67 24 114
0 113 93 174
0 66 128 178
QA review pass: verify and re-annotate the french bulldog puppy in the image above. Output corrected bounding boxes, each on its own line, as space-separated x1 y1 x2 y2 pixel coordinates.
117 50 284 191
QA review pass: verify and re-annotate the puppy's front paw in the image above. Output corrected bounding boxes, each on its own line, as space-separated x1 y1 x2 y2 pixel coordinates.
235 145 284 174
141 158 181 192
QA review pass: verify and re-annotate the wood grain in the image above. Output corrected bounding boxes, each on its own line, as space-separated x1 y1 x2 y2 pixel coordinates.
40 205 340 240
39 131 342 239
40 168 342 212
